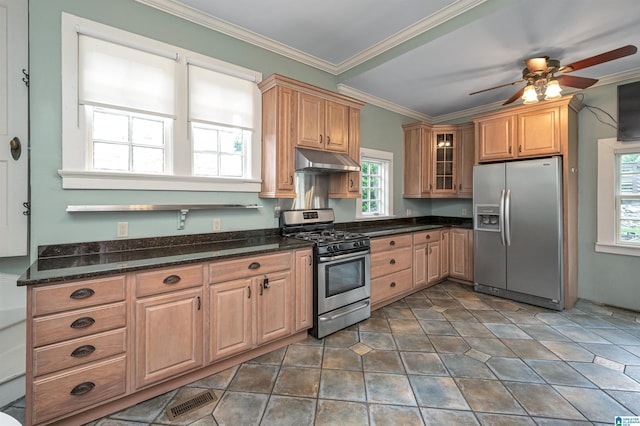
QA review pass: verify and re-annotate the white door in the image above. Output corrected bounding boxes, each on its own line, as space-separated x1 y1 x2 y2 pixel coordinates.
0 0 28 257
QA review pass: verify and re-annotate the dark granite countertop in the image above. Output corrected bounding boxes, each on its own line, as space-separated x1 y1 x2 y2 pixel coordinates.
19 230 312 286
19 216 472 286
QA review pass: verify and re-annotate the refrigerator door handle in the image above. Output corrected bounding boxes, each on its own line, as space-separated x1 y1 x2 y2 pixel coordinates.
499 189 506 246
504 189 512 246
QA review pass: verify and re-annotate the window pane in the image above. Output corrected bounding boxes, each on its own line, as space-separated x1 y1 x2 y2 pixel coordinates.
93 111 128 142
192 127 218 152
132 117 164 147
93 142 129 171
220 154 243 177
132 146 164 173
194 152 218 176
220 130 243 154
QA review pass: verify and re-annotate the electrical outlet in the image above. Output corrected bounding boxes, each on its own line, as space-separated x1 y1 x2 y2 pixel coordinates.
274 206 281 219
406 209 413 216
462 208 468 216
117 222 128 238
213 218 221 232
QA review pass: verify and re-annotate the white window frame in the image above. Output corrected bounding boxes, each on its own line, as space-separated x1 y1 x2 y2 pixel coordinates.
356 147 394 220
596 137 640 256
60 13 262 192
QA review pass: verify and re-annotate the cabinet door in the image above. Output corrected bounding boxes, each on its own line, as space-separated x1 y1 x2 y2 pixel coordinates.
449 228 469 279
324 100 349 152
403 124 431 197
517 106 561 157
427 241 441 285
329 107 360 198
298 92 324 148
135 288 203 388
432 131 457 196
294 249 313 332
440 230 450 279
256 270 293 345
209 278 253 362
276 86 296 192
476 115 516 162
413 244 427 288
457 124 474 197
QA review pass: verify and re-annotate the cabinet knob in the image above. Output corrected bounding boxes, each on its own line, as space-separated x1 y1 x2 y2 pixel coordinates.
70 317 95 329
390 259 396 265
163 274 181 285
426 235 431 240
70 345 96 358
390 282 396 288
69 288 95 300
389 240 395 246
70 381 95 396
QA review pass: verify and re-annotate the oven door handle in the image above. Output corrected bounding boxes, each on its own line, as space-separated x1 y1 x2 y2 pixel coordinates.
318 251 369 263
318 300 370 321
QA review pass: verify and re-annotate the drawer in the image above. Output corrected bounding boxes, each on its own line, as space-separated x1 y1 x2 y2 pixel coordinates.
33 302 126 347
33 328 126 377
370 234 413 253
135 264 204 298
210 251 291 284
32 275 126 316
370 247 412 278
371 268 413 305
413 229 442 245
32 355 126 425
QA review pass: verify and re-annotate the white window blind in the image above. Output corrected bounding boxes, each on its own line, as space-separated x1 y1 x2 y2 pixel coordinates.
188 64 254 128
78 35 176 117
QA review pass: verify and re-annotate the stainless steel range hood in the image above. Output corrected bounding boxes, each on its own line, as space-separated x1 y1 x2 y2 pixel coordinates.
295 147 360 173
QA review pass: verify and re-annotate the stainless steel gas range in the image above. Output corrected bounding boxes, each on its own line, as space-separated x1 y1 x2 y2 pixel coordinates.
280 209 371 339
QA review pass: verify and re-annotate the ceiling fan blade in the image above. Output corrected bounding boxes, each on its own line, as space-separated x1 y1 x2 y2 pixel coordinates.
503 86 525 105
525 57 548 73
557 74 598 89
469 80 523 96
559 45 637 73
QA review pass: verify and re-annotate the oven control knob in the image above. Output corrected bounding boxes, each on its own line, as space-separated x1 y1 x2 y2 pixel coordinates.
333 244 340 252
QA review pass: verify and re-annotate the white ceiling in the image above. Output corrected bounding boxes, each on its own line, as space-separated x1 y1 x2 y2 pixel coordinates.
139 0 640 122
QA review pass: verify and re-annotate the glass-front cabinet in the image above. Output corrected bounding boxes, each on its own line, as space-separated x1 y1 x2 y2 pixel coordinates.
432 130 457 195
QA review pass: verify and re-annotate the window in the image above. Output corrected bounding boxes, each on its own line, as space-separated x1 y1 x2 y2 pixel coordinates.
357 148 393 219
60 13 262 191
596 137 640 256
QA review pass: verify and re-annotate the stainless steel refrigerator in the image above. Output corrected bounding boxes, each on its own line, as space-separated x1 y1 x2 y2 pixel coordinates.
473 157 564 310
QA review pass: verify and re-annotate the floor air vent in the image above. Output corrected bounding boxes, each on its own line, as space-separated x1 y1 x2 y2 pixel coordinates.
166 390 217 420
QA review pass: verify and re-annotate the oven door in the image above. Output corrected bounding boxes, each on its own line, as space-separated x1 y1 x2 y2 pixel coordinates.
317 250 370 315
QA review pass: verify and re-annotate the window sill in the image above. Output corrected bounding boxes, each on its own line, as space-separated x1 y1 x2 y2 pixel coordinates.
595 242 640 257
355 214 396 221
58 170 261 192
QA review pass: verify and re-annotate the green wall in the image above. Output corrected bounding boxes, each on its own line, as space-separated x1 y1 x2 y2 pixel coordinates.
1 0 637 311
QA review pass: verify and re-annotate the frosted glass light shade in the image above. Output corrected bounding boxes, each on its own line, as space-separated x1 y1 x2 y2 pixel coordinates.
544 80 563 100
522 85 539 104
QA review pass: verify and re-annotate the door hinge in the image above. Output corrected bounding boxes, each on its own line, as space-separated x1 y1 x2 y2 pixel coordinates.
23 202 30 216
21 69 29 87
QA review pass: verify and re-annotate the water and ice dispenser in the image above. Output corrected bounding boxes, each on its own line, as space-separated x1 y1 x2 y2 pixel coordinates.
475 205 500 232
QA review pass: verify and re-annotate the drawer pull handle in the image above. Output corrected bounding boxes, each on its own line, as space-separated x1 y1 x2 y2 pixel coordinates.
389 240 395 246
426 235 431 240
70 381 95 396
71 345 96 358
248 262 261 270
163 275 181 285
70 288 95 300
390 282 396 288
389 259 396 265
70 317 95 329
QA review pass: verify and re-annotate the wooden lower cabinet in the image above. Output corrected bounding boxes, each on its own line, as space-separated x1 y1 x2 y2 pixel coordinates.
294 248 313 332
209 278 253 361
449 228 474 283
370 234 413 307
135 287 204 389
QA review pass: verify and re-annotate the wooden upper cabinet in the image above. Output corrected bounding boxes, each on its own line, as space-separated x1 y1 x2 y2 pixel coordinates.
432 129 457 197
475 114 516 162
403 122 432 197
258 74 364 198
457 124 474 198
474 96 582 163
518 106 561 157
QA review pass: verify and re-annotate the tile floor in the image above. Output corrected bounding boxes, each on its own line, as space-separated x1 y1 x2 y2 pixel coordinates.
4 281 640 425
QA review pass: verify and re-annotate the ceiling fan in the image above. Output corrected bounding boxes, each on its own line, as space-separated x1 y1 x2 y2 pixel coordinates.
470 45 638 105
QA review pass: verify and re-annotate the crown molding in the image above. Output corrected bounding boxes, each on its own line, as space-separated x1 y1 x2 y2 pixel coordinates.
590 67 640 88
336 0 488 73
337 84 433 122
135 0 339 73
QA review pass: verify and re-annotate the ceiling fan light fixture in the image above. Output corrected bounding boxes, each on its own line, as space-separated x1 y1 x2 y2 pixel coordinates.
544 79 562 100
522 84 539 104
